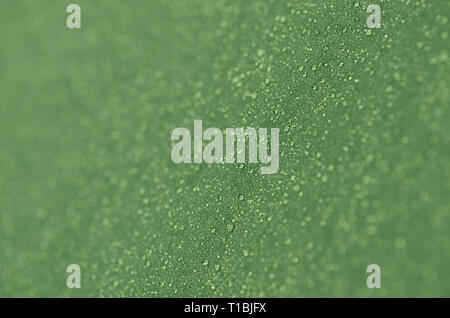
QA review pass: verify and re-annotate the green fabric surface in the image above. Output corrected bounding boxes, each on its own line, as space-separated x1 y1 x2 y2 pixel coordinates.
0 0 449 297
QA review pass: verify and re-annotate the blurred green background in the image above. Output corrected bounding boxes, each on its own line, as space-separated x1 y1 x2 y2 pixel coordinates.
0 0 449 297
